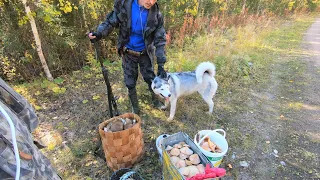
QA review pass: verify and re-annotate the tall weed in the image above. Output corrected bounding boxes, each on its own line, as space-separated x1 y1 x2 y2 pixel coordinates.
166 16 278 89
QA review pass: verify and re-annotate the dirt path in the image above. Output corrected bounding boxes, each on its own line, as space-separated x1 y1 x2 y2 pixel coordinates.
223 19 320 179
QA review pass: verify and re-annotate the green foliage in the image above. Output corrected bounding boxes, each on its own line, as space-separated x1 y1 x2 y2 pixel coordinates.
82 66 91 70
52 87 67 94
1 0 319 82
86 52 99 68
40 79 67 94
232 54 252 77
54 77 65 84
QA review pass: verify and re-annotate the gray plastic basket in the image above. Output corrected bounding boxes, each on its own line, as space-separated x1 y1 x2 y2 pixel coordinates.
161 132 213 180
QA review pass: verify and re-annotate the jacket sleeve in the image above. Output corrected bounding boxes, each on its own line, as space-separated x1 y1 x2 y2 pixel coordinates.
97 1 121 38
154 12 167 65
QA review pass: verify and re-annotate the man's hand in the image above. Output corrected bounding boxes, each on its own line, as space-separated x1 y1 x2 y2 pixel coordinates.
88 32 102 43
157 64 167 78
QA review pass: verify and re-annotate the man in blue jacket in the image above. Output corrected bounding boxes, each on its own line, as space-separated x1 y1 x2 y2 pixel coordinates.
89 0 167 115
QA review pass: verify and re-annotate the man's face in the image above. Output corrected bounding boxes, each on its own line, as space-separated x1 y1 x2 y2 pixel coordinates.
143 0 157 9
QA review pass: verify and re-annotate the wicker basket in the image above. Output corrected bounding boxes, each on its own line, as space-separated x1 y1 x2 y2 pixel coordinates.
98 113 144 171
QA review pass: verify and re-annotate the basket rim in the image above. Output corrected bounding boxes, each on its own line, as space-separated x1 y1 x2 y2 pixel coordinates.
98 113 142 134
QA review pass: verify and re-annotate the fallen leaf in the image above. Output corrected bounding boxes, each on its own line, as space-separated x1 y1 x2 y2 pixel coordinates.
228 164 233 168
240 161 249 167
280 115 285 119
85 161 93 166
92 95 101 100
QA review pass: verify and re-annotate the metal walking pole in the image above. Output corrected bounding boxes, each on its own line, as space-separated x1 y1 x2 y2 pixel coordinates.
92 40 120 118
91 39 120 160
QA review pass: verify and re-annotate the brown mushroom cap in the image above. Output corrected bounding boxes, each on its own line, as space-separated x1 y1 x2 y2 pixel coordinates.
180 147 193 155
189 154 201 165
170 147 180 156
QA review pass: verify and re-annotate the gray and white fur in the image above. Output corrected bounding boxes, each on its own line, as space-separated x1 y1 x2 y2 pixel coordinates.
151 62 218 120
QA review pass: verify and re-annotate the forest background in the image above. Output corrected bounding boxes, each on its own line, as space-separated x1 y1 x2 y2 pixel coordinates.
1 0 320 82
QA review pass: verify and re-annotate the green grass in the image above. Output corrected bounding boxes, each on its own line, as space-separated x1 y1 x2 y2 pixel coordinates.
11 15 318 179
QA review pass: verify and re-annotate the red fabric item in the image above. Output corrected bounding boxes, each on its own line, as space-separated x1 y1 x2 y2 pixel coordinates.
186 164 226 180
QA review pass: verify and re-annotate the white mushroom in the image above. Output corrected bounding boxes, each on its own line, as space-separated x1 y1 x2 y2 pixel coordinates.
173 143 182 149
177 159 186 168
170 156 180 167
165 145 173 151
170 148 180 156
196 164 205 174
189 154 201 165
187 166 200 178
179 153 189 160
179 167 190 176
180 147 193 155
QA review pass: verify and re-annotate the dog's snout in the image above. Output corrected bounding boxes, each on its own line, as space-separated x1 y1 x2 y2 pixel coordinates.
168 94 171 97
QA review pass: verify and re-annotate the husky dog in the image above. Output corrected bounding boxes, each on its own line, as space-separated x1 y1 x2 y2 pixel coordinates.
151 62 218 120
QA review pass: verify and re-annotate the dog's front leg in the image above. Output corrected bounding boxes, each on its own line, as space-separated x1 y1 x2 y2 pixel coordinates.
168 98 177 121
161 99 169 110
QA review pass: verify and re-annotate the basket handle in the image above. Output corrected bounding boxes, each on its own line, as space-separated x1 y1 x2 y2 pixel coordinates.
213 129 226 138
195 129 226 146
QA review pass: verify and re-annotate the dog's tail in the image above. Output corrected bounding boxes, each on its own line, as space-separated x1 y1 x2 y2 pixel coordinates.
195 62 216 84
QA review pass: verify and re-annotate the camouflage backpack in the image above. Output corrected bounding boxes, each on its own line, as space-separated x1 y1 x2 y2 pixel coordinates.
0 78 61 180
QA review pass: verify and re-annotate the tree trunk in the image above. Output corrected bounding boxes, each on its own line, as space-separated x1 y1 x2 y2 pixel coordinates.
81 3 93 52
241 0 247 14
21 0 53 81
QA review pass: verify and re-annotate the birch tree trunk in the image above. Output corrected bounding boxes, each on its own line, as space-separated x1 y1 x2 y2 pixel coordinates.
22 0 53 81
241 0 247 14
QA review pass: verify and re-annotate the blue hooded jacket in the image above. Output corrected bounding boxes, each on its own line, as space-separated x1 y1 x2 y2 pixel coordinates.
126 0 148 51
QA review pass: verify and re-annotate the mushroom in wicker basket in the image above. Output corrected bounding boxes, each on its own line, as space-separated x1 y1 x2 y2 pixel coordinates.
98 113 144 171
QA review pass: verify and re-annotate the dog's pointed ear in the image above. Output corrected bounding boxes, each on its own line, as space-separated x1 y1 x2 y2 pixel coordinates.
166 74 170 81
153 76 159 83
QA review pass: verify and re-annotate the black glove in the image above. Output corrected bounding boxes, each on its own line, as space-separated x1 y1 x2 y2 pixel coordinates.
157 64 167 78
89 32 102 43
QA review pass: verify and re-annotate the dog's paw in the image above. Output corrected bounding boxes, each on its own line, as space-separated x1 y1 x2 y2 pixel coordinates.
167 117 174 121
160 105 167 110
206 111 213 115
